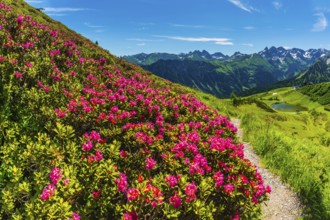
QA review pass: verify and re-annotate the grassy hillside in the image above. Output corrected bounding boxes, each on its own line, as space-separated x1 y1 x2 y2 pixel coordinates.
0 1 270 219
293 60 330 85
299 82 330 106
192 86 330 219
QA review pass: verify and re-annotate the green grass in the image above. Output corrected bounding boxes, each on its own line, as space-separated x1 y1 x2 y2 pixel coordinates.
189 86 330 219
299 82 330 105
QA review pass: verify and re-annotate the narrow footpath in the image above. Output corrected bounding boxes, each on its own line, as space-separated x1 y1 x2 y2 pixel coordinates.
231 119 302 220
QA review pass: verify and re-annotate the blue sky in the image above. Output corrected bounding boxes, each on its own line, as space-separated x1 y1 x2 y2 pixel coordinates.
25 0 330 56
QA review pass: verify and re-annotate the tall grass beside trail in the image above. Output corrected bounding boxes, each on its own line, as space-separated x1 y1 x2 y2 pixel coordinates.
241 113 330 219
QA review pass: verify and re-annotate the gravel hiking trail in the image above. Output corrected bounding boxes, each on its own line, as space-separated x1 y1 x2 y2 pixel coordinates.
231 119 302 220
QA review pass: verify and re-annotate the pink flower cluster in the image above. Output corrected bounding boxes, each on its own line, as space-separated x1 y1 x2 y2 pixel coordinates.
115 173 128 193
185 182 197 203
17 15 24 24
40 167 67 201
213 171 224 188
37 81 51 92
50 167 62 185
170 192 182 209
127 188 139 202
40 184 56 201
123 211 138 220
165 175 179 188
81 131 104 163
54 108 66 119
69 213 81 220
92 189 102 199
145 157 156 170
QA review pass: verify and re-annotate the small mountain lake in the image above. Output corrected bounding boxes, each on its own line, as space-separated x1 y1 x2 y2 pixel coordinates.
272 103 307 112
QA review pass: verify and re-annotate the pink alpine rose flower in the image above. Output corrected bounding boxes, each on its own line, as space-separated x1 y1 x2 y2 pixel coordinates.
95 149 104 161
40 184 56 201
145 157 156 170
92 189 102 199
69 212 80 220
169 193 182 209
17 15 24 24
213 171 224 187
224 183 235 195
185 182 197 202
14 72 22 79
115 173 128 193
127 188 139 201
64 178 69 186
50 167 62 185
123 211 138 220
82 141 93 151
165 175 178 188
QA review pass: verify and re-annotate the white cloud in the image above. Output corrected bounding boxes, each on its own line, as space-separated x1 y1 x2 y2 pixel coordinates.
137 43 146 47
44 7 86 13
227 0 255 13
244 26 255 30
215 41 234 45
242 43 254 47
272 1 282 10
156 36 233 45
311 12 328 32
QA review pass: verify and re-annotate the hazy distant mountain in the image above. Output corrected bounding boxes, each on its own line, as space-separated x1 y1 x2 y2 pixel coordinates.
124 47 329 66
282 58 330 86
258 46 330 80
123 47 330 97
123 50 229 65
142 53 277 97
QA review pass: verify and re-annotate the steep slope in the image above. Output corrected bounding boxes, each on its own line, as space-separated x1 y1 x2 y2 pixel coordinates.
292 59 330 85
299 82 330 105
0 1 269 219
269 58 330 90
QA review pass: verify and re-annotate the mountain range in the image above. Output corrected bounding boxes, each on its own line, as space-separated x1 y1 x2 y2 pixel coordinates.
123 47 330 97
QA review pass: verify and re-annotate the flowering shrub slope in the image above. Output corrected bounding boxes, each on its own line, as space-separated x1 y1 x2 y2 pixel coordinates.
0 1 270 219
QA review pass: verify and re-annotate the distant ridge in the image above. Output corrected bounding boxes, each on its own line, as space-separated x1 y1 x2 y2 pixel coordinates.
124 47 330 97
275 59 330 87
